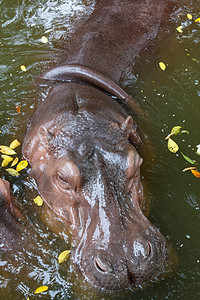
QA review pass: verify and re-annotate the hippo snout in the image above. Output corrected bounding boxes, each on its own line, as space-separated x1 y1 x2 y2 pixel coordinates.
77 249 131 290
73 232 167 290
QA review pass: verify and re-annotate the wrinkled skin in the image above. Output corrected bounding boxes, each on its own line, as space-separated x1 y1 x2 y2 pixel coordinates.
1 0 178 291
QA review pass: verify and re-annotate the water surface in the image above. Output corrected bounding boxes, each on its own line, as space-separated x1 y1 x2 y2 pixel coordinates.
0 0 199 299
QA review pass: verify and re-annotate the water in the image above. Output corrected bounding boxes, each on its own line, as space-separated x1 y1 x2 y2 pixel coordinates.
0 0 199 299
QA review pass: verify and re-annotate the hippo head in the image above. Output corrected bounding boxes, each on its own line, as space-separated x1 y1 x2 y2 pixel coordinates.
23 83 174 290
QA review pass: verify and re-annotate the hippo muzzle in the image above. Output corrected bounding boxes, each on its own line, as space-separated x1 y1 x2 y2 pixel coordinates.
71 180 168 290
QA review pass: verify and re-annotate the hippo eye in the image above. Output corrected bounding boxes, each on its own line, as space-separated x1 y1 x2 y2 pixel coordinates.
57 172 70 190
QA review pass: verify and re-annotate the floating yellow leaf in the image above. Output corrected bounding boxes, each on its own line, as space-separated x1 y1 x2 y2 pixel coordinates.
34 195 43 206
167 138 179 153
20 65 27 72
11 157 19 167
2 154 11 160
16 160 28 172
159 62 167 71
34 285 48 294
41 36 48 43
191 169 200 178
195 17 200 23
176 26 183 33
0 145 16 155
58 250 71 264
1 156 13 167
5 168 20 177
171 126 182 135
187 13 192 20
10 139 21 149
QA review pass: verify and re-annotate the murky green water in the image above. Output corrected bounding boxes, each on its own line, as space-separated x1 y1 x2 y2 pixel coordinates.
0 0 199 299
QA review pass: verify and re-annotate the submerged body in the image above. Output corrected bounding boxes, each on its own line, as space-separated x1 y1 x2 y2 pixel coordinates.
1 0 178 291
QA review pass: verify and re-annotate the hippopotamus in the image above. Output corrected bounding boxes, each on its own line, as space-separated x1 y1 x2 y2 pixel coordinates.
1 0 177 291
0 178 25 251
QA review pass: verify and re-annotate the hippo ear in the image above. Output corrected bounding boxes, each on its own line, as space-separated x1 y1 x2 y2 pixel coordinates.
121 116 133 137
121 116 142 145
38 126 51 150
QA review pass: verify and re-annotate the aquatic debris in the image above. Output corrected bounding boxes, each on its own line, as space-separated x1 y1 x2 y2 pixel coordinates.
16 104 21 114
176 26 183 33
187 13 192 20
41 36 48 43
0 145 16 155
58 250 71 264
11 157 19 167
167 138 179 153
5 168 20 177
10 139 21 149
16 160 28 172
180 152 196 165
34 286 48 294
159 61 167 71
20 65 26 72
33 195 43 207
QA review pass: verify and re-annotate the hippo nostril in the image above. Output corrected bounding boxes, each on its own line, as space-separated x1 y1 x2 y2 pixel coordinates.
128 272 136 286
94 257 108 273
147 240 152 256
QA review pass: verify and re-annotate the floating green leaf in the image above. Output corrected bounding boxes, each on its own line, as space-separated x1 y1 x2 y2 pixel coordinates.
167 138 179 153
180 152 196 164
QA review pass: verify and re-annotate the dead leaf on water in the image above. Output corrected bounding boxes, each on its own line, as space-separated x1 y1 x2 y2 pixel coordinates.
41 36 48 43
171 126 182 135
33 195 43 206
187 13 193 20
0 145 16 155
183 167 197 172
20 65 26 72
159 62 167 71
10 139 21 149
5 168 20 177
1 156 13 167
16 160 28 172
58 250 71 264
34 285 48 294
167 138 179 153
191 169 200 178
176 26 183 33
11 157 19 167
165 125 182 139
16 105 21 114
